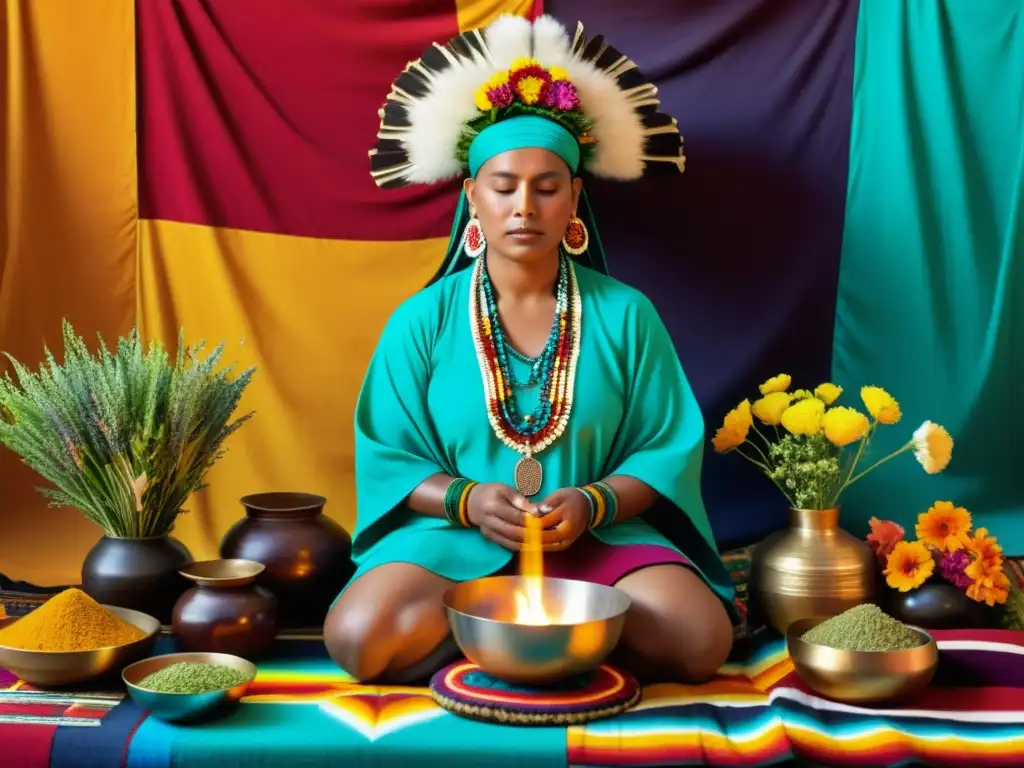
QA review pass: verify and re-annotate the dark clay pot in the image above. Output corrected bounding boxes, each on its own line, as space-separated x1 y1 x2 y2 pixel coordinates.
219 492 354 628
81 535 193 624
172 559 278 659
886 581 990 629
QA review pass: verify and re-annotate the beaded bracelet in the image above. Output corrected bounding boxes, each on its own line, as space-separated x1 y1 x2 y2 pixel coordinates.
443 478 477 527
578 481 619 529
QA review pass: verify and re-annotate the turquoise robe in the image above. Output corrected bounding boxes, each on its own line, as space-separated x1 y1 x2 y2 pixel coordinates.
349 263 735 609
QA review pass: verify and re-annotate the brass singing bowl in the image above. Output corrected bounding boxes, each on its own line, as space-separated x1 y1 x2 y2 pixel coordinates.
444 575 630 684
122 651 256 722
0 606 160 686
787 617 939 704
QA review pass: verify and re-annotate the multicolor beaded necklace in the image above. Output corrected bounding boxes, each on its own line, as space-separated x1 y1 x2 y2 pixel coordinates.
468 252 582 496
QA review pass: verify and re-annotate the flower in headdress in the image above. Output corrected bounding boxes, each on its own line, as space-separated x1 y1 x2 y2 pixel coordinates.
915 501 971 552
939 549 973 589
712 399 752 452
912 421 953 474
475 71 514 111
866 517 905 567
884 540 935 592
759 374 791 395
545 80 580 112
503 57 553 106
860 386 901 424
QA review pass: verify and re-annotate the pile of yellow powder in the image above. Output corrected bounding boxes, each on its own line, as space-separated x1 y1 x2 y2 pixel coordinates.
0 588 146 652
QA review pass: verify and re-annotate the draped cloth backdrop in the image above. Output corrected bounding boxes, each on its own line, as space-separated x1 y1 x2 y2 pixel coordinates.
1 0 1020 586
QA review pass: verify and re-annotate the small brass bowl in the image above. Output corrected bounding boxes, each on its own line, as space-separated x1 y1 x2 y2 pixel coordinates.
122 651 256 722
0 606 159 686
787 617 939 704
444 575 630 684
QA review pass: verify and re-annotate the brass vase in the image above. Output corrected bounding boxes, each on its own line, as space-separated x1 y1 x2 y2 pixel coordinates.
750 507 876 634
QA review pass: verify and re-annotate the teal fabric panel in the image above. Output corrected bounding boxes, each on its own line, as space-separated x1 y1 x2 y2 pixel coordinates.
833 0 1023 545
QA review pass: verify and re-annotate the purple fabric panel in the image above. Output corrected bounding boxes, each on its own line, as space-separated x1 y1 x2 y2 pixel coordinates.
548 0 859 547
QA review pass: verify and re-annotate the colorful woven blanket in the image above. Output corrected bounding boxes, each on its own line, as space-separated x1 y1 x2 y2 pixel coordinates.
3 625 1024 768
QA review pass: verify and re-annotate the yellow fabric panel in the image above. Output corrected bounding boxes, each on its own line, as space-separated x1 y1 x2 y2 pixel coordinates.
455 0 535 33
137 218 446 562
0 0 137 586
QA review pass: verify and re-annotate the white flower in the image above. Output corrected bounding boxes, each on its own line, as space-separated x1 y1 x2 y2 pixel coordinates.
912 421 953 474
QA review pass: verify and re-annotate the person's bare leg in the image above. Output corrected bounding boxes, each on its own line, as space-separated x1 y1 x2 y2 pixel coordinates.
613 564 734 684
323 562 454 683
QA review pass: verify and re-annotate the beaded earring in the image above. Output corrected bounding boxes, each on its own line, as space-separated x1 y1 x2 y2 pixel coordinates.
463 215 486 258
561 216 589 255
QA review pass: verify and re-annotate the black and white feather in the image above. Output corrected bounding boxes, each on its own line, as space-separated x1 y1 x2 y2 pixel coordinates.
369 14 685 189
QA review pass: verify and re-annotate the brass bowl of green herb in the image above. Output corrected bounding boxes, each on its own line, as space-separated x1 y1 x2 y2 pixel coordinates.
122 652 256 723
787 604 939 705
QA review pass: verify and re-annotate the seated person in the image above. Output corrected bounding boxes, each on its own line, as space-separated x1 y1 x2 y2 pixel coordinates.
325 14 736 685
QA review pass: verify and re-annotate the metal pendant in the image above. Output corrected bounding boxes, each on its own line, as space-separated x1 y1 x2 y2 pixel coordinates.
514 455 543 497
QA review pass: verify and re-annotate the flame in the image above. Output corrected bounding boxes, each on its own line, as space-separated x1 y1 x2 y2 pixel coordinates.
514 513 552 625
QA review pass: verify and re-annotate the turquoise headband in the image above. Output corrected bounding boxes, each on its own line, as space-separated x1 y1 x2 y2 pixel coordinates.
468 115 581 177
427 115 607 285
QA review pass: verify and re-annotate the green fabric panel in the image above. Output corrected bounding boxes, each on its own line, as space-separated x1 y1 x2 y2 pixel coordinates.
833 0 1023 547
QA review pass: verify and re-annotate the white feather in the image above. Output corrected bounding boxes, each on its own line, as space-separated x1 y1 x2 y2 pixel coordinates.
484 15 533 69
403 56 494 183
562 59 646 179
531 15 572 64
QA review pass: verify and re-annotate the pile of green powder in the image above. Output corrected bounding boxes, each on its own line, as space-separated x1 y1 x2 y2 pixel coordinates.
137 662 249 694
801 604 923 652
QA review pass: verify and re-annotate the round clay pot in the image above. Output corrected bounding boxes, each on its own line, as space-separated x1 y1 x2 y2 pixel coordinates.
219 492 355 628
81 535 193 624
172 559 278 659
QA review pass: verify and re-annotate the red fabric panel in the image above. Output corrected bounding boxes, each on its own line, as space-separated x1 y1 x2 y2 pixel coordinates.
136 0 464 240
0 723 55 766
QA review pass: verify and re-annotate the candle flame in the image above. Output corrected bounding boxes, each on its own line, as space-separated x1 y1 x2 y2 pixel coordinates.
514 513 552 625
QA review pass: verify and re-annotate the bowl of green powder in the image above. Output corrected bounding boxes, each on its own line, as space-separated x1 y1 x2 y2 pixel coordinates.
786 604 938 704
122 652 257 722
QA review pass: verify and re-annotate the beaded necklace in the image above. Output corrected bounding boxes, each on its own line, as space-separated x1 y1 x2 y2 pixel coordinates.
469 253 582 496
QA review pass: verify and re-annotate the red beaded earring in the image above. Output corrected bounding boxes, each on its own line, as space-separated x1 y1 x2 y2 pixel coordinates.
463 215 486 258
562 216 588 255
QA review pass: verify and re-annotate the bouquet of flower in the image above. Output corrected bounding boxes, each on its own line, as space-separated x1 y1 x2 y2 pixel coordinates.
0 320 255 538
867 503 1011 607
711 374 953 510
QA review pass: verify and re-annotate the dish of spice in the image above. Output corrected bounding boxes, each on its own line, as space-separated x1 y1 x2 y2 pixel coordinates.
0 588 147 652
800 603 924 652
136 662 251 694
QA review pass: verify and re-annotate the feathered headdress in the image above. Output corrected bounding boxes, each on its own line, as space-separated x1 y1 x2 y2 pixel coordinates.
369 14 685 188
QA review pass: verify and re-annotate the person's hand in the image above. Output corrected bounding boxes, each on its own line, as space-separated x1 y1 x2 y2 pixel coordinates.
466 483 558 551
534 487 592 551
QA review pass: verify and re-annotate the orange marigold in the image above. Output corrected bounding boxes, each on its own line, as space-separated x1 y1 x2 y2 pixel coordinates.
965 559 1010 606
866 517 905 567
884 541 935 592
712 400 752 453
915 501 971 553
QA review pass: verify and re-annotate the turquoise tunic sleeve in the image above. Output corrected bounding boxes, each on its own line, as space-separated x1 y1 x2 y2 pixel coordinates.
347 266 734 612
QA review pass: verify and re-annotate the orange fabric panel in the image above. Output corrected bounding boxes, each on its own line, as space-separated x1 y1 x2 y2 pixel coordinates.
0 0 137 586
137 219 446 561
455 0 538 31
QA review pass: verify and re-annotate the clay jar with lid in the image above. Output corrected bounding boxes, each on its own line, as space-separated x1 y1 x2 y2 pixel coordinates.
219 492 355 628
172 559 278 659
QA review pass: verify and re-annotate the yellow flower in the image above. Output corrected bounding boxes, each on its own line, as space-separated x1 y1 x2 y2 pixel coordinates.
861 386 901 424
822 406 869 447
759 374 791 395
548 65 570 82
752 392 792 425
965 557 1010 606
884 541 935 592
509 57 540 72
912 421 953 474
780 397 825 436
915 501 971 552
712 400 752 452
474 71 509 110
515 76 545 105
963 526 1003 567
814 383 842 404
474 89 493 110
